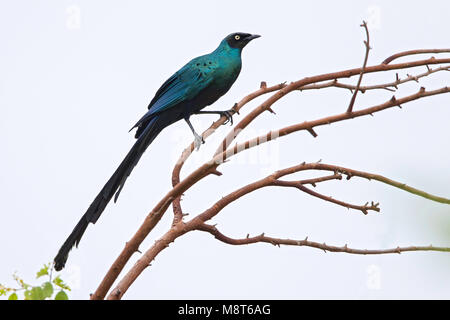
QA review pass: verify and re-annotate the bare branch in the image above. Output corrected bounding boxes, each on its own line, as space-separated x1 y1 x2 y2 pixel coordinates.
92 41 450 299
347 21 371 113
217 86 450 165
214 56 450 156
171 82 287 225
299 65 450 93
198 224 450 254
383 49 450 65
271 179 380 215
296 173 343 187
194 162 449 225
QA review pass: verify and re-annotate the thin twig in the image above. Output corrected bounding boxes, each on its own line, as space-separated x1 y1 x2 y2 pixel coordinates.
383 49 450 65
171 82 287 225
347 21 371 113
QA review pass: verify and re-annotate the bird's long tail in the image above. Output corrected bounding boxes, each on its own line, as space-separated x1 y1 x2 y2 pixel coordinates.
54 116 163 271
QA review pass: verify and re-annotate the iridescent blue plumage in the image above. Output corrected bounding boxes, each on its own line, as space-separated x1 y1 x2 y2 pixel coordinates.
131 36 246 138
54 32 260 271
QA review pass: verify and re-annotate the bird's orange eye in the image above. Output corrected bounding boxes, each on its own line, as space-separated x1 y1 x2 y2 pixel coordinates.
234 35 240 40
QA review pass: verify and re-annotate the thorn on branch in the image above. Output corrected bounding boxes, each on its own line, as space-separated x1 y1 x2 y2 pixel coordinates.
260 81 267 89
232 103 240 114
307 127 318 138
210 169 223 176
267 107 276 114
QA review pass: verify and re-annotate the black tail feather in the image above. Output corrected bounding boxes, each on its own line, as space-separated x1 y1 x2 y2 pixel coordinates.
53 116 163 271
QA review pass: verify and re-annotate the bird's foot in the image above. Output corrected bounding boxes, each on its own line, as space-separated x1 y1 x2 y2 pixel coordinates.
194 133 205 150
220 110 234 126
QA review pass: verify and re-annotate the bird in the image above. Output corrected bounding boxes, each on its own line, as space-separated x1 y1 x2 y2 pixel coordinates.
53 32 261 271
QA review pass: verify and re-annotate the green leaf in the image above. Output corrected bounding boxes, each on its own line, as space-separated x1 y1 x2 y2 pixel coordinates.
0 284 7 296
53 276 71 291
8 293 18 300
29 286 45 300
42 282 54 299
24 290 32 300
36 264 49 279
54 290 68 300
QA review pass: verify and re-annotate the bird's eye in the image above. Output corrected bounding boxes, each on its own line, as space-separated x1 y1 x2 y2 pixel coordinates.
234 35 240 40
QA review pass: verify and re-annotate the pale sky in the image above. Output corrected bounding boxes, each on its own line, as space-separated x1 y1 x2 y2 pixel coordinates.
1 0 449 299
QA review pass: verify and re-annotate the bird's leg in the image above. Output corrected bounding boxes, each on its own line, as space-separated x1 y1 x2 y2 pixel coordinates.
195 109 234 125
185 117 204 150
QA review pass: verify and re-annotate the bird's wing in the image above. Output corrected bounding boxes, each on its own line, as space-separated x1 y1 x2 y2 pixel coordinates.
147 57 216 114
129 56 216 134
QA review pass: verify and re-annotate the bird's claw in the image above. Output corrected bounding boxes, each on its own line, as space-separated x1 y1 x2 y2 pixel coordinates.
194 133 205 150
221 110 234 126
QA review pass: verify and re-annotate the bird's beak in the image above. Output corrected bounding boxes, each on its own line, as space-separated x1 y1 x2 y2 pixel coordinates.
245 34 261 41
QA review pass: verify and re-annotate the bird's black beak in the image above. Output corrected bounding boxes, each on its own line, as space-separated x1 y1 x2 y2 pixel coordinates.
244 34 261 41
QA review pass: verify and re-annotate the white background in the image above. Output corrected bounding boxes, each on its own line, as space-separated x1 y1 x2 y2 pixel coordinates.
1 0 449 299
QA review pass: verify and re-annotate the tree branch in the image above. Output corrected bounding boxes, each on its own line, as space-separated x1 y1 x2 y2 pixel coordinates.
271 179 380 215
92 35 450 299
217 86 450 165
347 21 371 113
214 56 450 156
197 224 450 254
171 82 287 225
382 49 450 65
299 65 450 93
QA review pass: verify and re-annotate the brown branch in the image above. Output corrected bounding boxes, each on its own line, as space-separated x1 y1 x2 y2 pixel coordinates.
197 224 450 254
93 56 450 300
347 21 371 113
106 159 450 298
106 221 190 300
383 49 450 65
214 56 450 157
271 179 380 215
171 82 287 225
218 86 450 165
299 65 450 93
296 173 343 187
193 161 450 225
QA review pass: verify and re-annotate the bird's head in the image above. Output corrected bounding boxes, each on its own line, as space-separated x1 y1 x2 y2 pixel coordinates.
224 32 261 50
